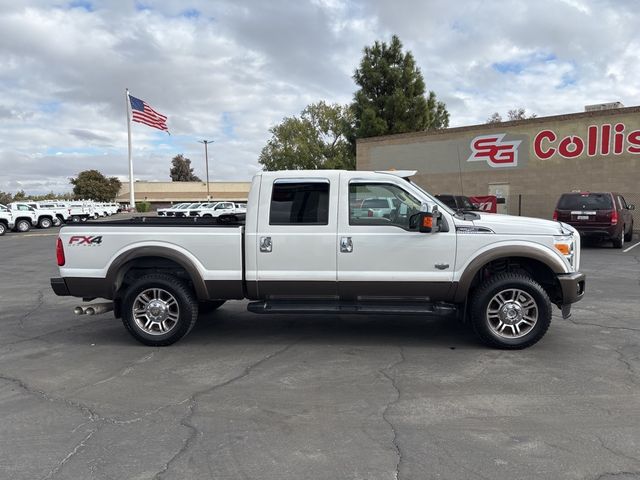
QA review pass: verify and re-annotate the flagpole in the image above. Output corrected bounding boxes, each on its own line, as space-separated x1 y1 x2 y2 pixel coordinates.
125 88 135 212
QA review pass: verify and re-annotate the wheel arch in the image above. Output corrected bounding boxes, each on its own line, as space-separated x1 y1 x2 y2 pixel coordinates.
107 246 208 301
455 246 567 303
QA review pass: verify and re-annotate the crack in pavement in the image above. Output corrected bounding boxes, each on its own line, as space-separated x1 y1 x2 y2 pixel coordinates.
612 346 640 387
594 471 640 480
153 339 300 480
18 289 44 328
70 350 158 393
0 374 107 479
0 317 104 347
596 435 640 465
40 427 100 480
379 346 406 480
567 317 640 333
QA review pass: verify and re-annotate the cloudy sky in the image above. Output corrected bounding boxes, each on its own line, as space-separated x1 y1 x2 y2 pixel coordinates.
1 0 638 194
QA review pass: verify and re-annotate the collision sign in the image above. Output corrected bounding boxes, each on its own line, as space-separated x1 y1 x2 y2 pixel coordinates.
534 123 640 160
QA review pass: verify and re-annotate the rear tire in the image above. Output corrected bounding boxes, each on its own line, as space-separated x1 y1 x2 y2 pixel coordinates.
612 228 624 249
624 222 633 242
469 273 552 349
38 217 52 229
15 219 31 233
121 274 199 346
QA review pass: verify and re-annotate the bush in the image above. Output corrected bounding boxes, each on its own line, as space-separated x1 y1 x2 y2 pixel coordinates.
135 201 151 212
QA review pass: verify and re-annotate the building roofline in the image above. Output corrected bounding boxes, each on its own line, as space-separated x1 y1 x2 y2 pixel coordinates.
355 105 640 144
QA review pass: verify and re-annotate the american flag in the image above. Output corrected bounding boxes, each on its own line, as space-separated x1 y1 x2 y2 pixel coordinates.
129 94 169 133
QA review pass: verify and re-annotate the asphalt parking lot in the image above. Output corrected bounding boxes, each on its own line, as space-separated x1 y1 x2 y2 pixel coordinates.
1 229 639 480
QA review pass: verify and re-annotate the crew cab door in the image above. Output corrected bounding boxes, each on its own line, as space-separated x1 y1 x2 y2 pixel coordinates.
255 173 339 299
337 174 456 301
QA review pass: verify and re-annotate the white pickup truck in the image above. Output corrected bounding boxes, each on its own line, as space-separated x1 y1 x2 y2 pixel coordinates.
51 170 585 349
0 204 15 235
193 201 247 218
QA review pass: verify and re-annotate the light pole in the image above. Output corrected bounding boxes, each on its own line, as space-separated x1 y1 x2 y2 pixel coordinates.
198 139 214 201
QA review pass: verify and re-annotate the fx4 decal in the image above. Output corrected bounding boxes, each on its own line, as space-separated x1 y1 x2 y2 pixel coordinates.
467 134 521 168
68 235 103 246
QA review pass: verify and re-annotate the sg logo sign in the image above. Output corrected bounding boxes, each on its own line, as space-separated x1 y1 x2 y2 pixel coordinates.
467 134 521 168
68 235 103 246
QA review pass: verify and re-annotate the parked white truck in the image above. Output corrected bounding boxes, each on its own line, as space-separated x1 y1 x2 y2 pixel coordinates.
51 170 585 349
193 201 247 218
0 204 15 235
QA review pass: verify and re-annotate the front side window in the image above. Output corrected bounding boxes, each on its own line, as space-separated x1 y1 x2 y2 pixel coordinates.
349 183 422 229
269 181 330 225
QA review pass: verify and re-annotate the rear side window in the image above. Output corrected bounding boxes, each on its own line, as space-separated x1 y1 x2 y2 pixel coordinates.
557 193 613 210
269 181 329 225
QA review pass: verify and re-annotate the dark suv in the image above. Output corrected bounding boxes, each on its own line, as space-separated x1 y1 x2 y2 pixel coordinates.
435 194 480 212
554 192 635 248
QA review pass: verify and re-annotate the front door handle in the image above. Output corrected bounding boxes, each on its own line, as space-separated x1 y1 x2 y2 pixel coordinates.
340 236 353 253
260 236 272 253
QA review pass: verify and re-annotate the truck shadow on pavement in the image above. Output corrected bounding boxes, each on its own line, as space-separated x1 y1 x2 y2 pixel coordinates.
179 309 479 349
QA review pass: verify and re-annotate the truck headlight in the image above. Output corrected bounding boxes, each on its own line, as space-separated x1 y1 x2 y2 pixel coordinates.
554 235 575 266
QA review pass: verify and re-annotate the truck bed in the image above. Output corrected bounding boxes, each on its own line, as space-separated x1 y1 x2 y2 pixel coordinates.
57 214 247 301
92 213 246 227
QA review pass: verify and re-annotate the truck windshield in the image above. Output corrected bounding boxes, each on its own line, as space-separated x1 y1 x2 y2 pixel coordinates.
406 181 456 216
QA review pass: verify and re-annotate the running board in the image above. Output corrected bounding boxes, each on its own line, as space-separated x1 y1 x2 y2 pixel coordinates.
247 300 457 316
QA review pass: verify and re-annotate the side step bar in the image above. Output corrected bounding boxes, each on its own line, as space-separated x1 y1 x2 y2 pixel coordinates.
247 300 457 316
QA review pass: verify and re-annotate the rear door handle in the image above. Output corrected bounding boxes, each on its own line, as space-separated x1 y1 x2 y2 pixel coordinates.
260 236 272 253
340 236 353 253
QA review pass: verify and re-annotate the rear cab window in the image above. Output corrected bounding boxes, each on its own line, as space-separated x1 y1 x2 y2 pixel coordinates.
269 180 330 225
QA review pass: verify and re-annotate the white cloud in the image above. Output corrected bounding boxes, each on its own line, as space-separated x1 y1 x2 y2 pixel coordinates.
0 0 638 194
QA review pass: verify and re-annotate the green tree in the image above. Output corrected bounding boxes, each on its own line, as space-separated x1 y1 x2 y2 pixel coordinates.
70 170 121 202
486 112 503 124
352 35 449 139
486 108 537 124
0 191 13 204
259 101 355 171
13 190 27 201
170 154 201 181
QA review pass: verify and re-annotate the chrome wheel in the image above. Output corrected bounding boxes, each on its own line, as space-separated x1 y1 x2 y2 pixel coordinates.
486 288 538 339
132 288 180 335
17 220 30 232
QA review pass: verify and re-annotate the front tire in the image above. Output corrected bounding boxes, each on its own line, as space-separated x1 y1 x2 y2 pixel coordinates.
121 274 198 346
469 273 552 349
0 223 6 236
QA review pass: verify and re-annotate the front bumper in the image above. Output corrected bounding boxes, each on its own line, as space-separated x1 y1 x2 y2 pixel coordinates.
556 272 586 318
51 277 70 296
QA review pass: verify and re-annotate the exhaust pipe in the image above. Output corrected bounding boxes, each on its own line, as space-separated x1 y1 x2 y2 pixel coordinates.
74 302 114 316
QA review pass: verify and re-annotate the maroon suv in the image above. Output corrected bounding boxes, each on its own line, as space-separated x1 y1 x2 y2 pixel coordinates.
554 192 635 248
